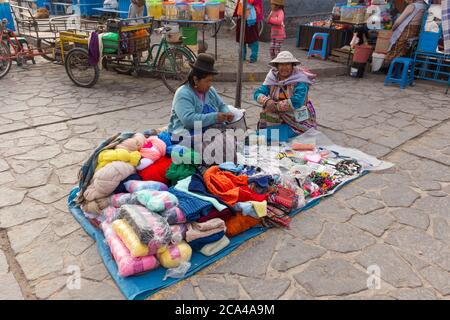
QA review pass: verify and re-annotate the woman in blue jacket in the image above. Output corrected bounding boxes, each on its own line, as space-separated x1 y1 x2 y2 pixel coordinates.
168 53 234 135
254 51 317 142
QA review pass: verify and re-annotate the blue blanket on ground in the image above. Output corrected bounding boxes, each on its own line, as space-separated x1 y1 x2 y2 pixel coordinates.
67 173 365 300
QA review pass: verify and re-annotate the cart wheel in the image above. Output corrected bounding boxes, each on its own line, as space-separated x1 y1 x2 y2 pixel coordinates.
64 48 99 88
158 47 194 93
37 39 56 62
0 41 12 79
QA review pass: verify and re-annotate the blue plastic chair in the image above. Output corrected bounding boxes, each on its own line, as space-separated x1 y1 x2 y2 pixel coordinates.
307 33 329 60
384 57 415 89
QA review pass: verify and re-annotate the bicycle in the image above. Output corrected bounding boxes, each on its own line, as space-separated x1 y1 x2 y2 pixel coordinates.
0 18 48 79
64 16 195 93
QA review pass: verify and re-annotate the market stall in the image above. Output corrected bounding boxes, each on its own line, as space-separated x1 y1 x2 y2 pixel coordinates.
67 128 392 300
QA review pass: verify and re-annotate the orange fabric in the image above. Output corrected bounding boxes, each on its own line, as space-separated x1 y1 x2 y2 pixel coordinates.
225 213 260 237
203 166 248 206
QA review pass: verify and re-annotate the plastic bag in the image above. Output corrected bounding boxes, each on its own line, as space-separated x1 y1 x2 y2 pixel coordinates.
118 204 173 254
111 219 149 257
161 207 186 225
157 241 192 269
124 180 168 193
109 193 140 208
136 190 178 213
163 261 191 281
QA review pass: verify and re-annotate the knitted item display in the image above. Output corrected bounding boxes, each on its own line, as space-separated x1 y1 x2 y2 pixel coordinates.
136 190 178 213
161 206 186 225
203 166 249 206
138 156 172 184
96 149 141 171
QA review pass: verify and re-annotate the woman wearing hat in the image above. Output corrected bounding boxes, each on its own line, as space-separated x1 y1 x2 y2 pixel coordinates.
254 51 317 142
168 53 234 135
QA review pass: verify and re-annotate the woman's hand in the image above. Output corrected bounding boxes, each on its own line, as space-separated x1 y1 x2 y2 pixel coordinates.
264 99 278 113
217 112 234 123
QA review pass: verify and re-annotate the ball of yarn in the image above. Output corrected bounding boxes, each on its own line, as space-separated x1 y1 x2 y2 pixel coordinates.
140 136 167 162
157 241 192 269
137 156 172 184
115 133 146 152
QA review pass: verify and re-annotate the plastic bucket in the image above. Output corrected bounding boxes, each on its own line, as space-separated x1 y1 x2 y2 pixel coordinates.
190 2 205 21
181 26 198 45
205 2 220 20
353 44 373 63
371 52 386 72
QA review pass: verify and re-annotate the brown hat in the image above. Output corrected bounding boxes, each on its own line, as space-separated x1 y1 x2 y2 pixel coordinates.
271 0 284 6
189 53 219 75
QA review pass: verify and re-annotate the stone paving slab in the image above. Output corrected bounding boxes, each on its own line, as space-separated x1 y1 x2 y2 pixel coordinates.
0 56 449 300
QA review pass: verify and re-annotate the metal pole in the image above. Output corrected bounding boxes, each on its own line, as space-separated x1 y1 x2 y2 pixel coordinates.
235 0 247 109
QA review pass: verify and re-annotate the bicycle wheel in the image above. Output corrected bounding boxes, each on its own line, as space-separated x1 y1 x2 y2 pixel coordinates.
0 41 12 79
64 47 99 88
37 38 57 62
158 47 194 93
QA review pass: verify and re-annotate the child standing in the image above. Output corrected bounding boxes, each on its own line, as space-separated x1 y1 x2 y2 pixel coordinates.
267 0 286 59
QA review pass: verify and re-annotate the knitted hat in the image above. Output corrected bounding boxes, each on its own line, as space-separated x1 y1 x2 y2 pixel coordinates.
137 156 172 184
271 0 284 6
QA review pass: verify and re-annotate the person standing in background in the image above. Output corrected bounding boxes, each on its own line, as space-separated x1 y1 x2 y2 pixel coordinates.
128 0 145 18
267 0 286 59
233 0 264 63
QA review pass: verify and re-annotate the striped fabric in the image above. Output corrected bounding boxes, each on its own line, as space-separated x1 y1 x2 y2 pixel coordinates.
443 0 450 54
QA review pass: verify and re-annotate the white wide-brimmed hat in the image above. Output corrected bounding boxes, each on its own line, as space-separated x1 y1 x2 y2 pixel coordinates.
269 51 301 67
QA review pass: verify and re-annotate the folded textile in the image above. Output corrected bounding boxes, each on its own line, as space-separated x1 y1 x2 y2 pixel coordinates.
268 185 299 213
250 200 267 218
189 231 225 251
238 185 268 203
188 174 230 208
102 221 159 277
138 156 172 184
136 190 178 213
248 175 271 188
112 219 149 257
96 149 141 171
81 197 109 215
233 202 258 218
225 213 260 237
200 235 230 256
124 180 168 193
203 166 248 206
261 205 292 228
118 205 172 254
113 174 142 194
165 163 197 185
115 133 146 152
157 241 192 269
186 218 226 242
109 193 140 208
168 187 212 222
197 207 233 223
161 206 186 225
218 162 244 174
175 176 227 212
84 161 136 202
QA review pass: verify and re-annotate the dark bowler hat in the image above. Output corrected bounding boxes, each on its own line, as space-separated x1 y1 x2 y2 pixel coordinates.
189 53 219 75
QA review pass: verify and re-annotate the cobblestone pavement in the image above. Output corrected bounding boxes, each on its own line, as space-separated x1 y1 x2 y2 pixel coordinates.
0 53 449 300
